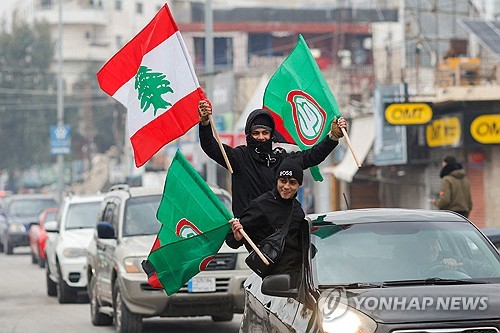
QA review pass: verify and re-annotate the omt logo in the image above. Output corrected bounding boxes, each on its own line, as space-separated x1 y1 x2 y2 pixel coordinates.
287 90 327 146
175 218 202 238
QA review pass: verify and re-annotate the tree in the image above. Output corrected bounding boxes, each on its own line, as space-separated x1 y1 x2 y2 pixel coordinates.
0 21 56 176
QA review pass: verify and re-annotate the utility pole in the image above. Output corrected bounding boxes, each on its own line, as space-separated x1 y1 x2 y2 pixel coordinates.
56 0 64 201
205 0 217 185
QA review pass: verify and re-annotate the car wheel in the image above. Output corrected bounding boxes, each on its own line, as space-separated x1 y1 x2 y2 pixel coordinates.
212 314 234 322
31 250 38 264
89 276 113 326
46 264 57 297
57 264 77 304
4 237 13 255
113 283 142 333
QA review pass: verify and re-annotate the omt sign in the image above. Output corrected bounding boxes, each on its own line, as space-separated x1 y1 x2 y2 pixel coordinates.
470 114 500 144
385 103 433 125
426 117 461 147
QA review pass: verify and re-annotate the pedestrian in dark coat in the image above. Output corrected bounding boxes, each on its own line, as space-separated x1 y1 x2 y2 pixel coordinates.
227 155 307 286
198 99 347 217
432 155 473 218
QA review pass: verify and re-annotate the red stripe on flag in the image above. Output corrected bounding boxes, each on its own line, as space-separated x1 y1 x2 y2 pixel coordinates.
264 107 296 144
130 88 202 167
97 4 178 96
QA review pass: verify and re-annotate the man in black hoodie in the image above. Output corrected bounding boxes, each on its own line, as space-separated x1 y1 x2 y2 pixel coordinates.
432 155 473 218
227 155 307 285
198 99 347 217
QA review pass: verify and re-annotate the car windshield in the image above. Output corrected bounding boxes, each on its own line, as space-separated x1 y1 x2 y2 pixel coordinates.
311 221 500 286
123 195 161 237
8 199 57 217
65 202 101 229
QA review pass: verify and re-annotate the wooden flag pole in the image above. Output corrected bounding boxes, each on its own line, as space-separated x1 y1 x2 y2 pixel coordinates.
238 229 270 266
208 115 234 173
341 127 362 168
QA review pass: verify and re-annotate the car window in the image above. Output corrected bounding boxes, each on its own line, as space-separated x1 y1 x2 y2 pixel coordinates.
123 195 161 237
311 221 500 286
8 198 57 217
65 201 101 229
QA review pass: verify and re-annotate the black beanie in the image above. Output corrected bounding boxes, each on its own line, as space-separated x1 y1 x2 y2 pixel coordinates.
276 155 304 185
250 114 274 132
443 155 457 166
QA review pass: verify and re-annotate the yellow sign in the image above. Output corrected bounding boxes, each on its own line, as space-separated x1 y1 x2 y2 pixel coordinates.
426 117 461 147
470 114 500 144
385 103 433 125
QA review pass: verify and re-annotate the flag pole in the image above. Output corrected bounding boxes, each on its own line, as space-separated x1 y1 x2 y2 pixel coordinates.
341 128 362 168
238 229 270 266
208 115 234 173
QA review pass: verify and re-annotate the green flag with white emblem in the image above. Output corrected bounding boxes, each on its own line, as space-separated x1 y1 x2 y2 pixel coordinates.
146 150 233 295
263 34 341 181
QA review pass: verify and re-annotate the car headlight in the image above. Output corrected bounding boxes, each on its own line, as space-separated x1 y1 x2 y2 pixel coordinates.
322 307 377 333
124 257 146 273
8 224 26 233
62 247 87 258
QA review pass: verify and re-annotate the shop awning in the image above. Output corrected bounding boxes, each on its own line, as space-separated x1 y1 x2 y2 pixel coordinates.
323 115 375 183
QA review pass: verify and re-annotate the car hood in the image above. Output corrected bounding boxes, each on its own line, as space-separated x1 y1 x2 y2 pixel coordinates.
119 235 156 257
343 284 500 323
62 229 94 248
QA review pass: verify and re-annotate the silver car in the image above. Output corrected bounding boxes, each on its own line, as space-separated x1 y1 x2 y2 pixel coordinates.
87 184 251 333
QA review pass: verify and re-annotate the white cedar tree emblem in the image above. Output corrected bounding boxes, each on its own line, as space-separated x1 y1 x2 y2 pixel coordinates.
134 65 174 116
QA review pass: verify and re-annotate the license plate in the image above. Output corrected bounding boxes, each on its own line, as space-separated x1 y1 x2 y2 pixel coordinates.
188 277 216 293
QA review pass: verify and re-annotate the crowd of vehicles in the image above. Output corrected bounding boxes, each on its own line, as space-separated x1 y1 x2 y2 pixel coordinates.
1 188 500 333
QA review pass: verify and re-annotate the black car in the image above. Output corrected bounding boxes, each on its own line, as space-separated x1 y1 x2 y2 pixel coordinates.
242 209 500 333
0 194 58 254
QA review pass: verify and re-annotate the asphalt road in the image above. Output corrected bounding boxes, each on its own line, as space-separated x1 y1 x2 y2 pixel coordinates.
0 247 242 333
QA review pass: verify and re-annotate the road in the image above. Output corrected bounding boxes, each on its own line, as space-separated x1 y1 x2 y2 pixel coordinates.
0 247 242 333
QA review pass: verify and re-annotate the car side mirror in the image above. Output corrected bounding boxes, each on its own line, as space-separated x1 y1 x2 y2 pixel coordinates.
44 220 58 233
97 221 115 239
261 274 298 298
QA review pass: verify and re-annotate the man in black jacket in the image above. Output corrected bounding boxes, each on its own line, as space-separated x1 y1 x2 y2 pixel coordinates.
198 99 347 217
228 155 307 285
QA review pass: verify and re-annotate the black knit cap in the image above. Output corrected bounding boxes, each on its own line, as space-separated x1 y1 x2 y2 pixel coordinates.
443 155 457 165
250 114 274 132
276 155 304 185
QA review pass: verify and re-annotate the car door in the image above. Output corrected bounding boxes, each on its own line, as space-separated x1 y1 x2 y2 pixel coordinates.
96 197 119 303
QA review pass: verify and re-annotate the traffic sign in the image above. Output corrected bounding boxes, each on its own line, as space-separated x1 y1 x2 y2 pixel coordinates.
50 125 71 155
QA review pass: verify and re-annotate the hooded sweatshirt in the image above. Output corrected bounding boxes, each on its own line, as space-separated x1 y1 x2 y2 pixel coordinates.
435 163 473 213
199 109 338 217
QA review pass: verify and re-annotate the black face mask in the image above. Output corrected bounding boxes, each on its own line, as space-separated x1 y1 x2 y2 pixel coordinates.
246 135 276 166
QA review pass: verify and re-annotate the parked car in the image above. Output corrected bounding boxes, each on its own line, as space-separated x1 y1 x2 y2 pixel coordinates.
242 209 500 333
87 184 251 333
482 227 500 251
45 194 104 303
29 207 58 267
0 194 58 254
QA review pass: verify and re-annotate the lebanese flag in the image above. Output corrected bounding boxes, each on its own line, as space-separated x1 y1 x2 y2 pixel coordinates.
97 4 203 167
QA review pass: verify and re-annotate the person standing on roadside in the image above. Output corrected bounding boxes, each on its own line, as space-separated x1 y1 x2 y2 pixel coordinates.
432 155 472 218
198 99 347 217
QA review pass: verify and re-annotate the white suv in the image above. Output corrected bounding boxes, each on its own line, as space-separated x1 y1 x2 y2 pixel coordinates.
87 184 251 333
45 194 104 303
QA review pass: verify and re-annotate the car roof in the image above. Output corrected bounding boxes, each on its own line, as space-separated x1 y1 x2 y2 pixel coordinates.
307 208 467 226
64 194 104 204
7 194 57 200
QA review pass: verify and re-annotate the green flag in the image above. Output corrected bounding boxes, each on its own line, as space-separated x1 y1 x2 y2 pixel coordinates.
146 150 233 295
263 34 341 181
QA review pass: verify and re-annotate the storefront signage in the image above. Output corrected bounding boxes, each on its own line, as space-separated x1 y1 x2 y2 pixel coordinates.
385 103 433 125
426 117 461 147
470 114 500 144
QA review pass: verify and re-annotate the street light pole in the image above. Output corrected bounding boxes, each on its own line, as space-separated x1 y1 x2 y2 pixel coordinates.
56 0 64 201
205 0 217 185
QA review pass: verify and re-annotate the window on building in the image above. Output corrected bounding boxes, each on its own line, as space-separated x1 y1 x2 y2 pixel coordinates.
116 35 123 48
41 0 52 7
115 0 121 11
193 37 233 71
136 2 143 14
